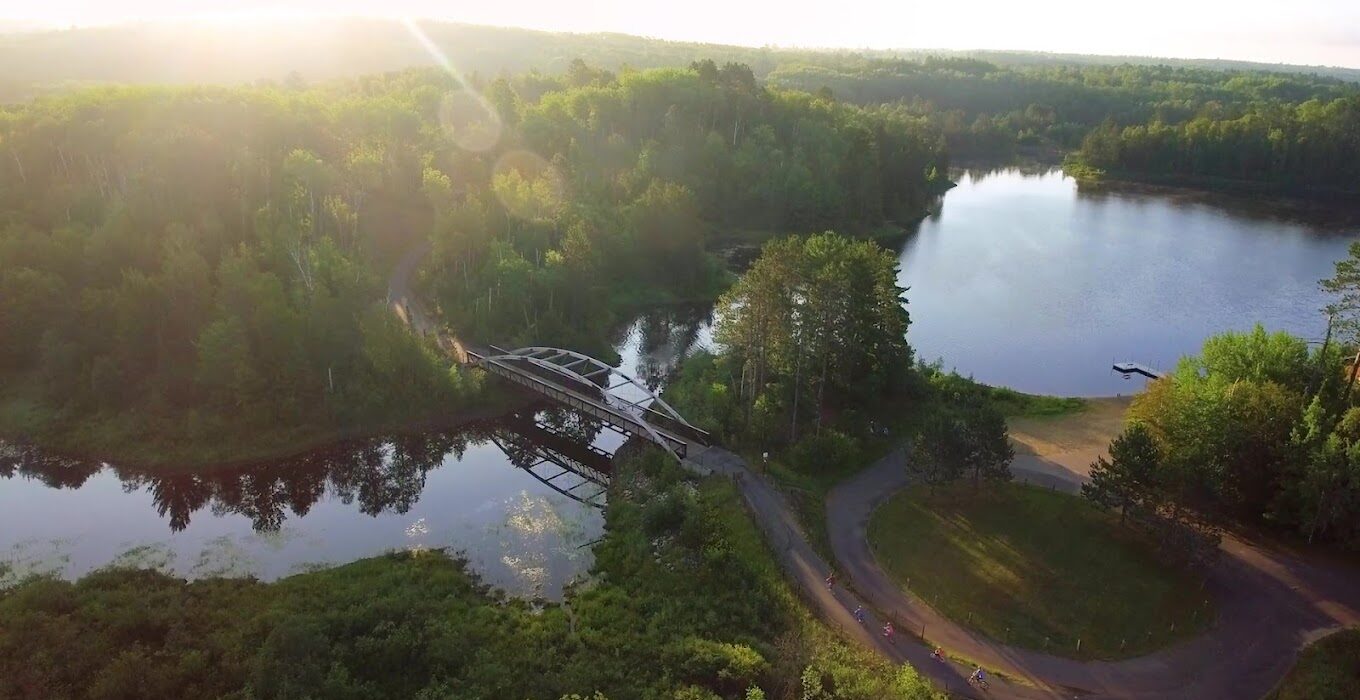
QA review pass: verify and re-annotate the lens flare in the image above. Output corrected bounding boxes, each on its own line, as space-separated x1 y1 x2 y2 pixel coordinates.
439 90 503 153
401 17 503 152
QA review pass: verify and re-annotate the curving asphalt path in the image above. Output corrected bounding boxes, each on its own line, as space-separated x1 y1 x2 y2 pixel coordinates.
687 447 1052 699
826 449 1360 699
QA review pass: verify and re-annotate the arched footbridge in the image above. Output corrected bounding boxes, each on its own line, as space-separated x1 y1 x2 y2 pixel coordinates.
465 345 711 463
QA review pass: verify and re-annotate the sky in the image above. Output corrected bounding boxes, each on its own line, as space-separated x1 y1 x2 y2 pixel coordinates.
5 0 1360 69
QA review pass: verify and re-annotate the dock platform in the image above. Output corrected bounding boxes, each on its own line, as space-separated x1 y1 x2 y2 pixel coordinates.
1113 361 1163 379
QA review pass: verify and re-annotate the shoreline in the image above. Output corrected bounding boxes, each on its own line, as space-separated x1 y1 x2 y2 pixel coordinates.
1064 168 1360 228
0 392 533 476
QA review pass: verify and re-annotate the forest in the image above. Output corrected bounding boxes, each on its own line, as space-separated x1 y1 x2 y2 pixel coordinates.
0 61 946 464
3 18 1360 700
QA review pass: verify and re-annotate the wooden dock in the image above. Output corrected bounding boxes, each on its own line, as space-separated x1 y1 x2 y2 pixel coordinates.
1113 361 1163 379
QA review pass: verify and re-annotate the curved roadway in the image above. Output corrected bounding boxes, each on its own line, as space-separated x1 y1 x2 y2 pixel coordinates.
692 446 1360 699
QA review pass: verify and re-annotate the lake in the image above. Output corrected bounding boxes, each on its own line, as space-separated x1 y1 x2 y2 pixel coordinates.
897 168 1360 396
0 307 713 599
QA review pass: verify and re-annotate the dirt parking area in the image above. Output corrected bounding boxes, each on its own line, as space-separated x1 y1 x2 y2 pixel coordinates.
1007 396 1132 487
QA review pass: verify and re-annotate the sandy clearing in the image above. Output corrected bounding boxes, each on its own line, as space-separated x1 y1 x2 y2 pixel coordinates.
1006 396 1132 486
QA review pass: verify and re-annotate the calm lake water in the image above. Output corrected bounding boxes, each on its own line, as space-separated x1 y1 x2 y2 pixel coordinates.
0 307 712 598
898 168 1360 396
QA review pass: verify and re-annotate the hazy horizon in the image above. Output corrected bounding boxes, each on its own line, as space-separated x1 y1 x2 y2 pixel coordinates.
5 0 1360 70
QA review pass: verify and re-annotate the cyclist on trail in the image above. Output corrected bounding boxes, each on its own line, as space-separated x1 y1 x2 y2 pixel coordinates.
882 621 895 641
824 572 837 590
931 646 944 661
970 666 987 686
852 605 866 623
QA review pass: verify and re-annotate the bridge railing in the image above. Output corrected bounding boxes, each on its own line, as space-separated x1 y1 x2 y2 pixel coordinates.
466 345 708 460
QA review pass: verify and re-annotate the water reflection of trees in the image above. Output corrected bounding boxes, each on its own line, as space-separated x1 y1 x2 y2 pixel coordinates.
1072 179 1360 229
0 441 103 488
1 410 613 533
955 163 1057 185
623 306 713 390
128 429 485 532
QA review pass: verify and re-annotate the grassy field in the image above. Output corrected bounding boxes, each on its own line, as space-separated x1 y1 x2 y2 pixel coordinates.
867 481 1211 659
1267 628 1360 700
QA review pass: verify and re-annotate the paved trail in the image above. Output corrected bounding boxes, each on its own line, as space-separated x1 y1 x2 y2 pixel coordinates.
688 447 1053 699
831 452 1360 699
691 446 1360 699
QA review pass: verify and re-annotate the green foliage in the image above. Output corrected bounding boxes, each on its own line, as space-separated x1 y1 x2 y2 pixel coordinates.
1323 241 1360 351
712 232 914 448
1072 96 1360 196
1084 423 1162 520
786 429 863 475
0 79 509 464
0 59 947 462
921 366 1084 417
1123 323 1360 549
1268 628 1360 700
663 352 741 442
770 56 1358 163
427 64 946 352
909 395 1013 490
1085 424 1222 568
0 448 944 699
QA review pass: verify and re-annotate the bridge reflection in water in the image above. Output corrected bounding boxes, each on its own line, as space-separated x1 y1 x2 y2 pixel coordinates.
491 409 616 509
0 406 633 536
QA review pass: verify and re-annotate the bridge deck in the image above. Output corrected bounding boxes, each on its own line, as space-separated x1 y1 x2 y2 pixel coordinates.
469 348 695 458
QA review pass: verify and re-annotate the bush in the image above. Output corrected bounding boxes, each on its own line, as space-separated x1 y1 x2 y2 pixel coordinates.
670 637 769 693
786 430 861 476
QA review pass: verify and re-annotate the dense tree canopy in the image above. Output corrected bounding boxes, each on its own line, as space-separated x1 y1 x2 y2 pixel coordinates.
1074 96 1360 195
770 57 1359 163
0 79 493 461
0 62 947 462
427 62 947 351
1104 323 1360 549
705 232 914 446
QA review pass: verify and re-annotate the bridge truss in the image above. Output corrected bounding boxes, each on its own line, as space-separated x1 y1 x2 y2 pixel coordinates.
468 345 710 461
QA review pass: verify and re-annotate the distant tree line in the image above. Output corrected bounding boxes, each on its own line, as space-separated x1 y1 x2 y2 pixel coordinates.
770 56 1360 195
1073 97 1360 196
